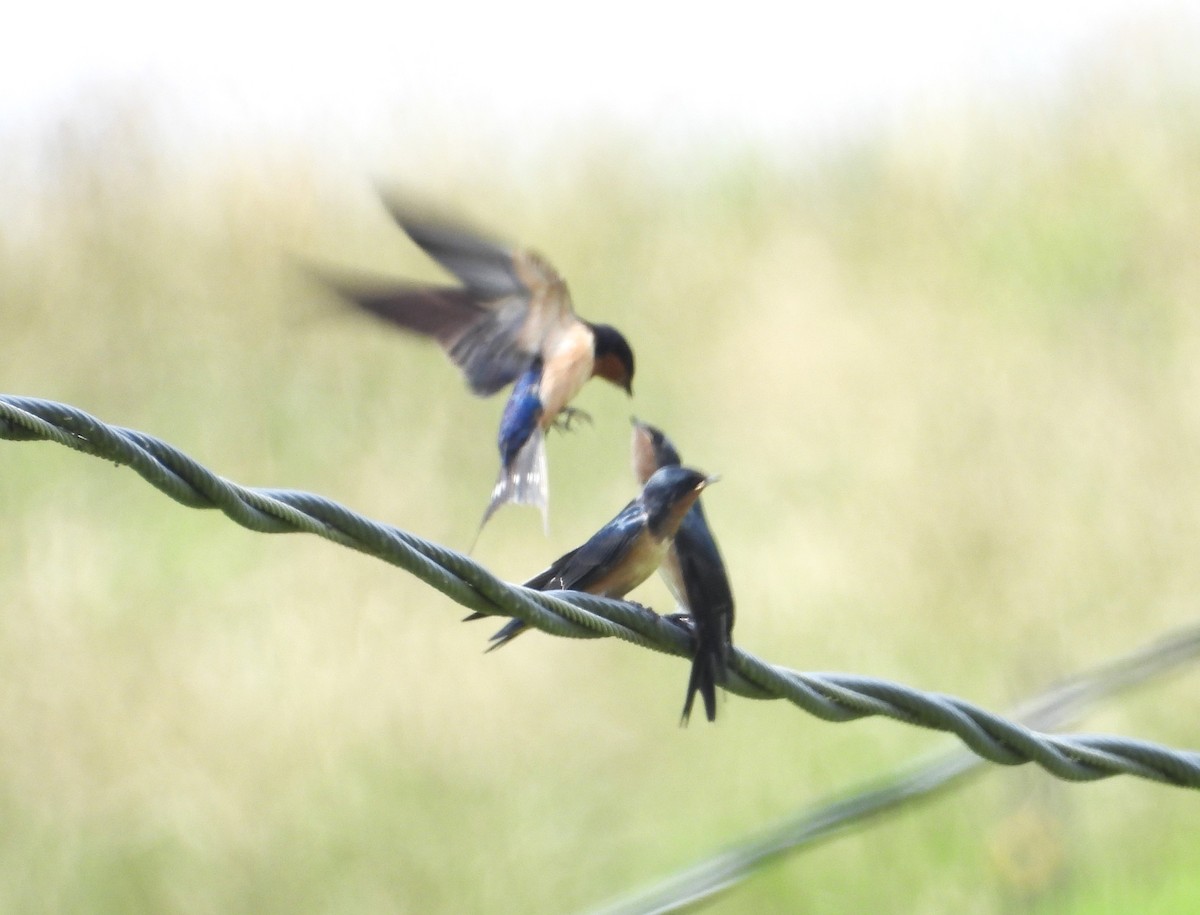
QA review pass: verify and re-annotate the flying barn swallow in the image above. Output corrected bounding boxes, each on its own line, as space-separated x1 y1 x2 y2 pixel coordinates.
471 465 715 650
632 420 735 724
321 197 636 531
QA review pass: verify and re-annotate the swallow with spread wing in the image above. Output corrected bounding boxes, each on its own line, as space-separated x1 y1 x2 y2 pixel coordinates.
471 465 715 651
632 419 735 724
323 197 635 530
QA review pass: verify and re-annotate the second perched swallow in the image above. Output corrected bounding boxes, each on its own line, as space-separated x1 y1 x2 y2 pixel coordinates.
632 420 735 724
322 196 636 531
472 464 715 650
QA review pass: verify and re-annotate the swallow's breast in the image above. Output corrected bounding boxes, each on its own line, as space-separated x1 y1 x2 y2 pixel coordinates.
657 547 687 609
588 531 669 600
538 321 595 423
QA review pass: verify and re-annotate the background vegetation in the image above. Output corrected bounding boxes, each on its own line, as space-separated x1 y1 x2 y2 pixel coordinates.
2 40 1199 913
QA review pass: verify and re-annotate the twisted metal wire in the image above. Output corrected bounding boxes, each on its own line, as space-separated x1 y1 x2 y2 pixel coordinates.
3 394 1199 791
591 623 1200 913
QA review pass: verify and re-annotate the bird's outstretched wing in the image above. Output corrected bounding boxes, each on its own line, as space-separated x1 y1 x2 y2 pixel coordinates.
327 202 578 397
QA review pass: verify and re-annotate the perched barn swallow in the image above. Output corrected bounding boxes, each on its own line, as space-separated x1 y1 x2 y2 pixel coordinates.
321 197 636 531
472 465 715 650
632 420 735 724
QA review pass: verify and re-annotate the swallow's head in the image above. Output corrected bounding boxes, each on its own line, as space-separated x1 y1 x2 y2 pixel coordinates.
590 323 635 395
641 465 714 539
630 418 682 485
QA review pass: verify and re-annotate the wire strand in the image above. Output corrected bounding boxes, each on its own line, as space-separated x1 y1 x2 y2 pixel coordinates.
3 394 1198 791
590 623 1200 913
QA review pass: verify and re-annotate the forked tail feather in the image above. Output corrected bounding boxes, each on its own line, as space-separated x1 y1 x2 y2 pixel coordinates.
473 428 549 547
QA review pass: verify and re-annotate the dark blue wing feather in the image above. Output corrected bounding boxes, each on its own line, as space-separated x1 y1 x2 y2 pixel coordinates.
528 499 646 592
484 500 649 650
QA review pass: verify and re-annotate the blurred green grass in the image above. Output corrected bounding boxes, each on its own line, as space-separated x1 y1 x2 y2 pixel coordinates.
3 49 1200 913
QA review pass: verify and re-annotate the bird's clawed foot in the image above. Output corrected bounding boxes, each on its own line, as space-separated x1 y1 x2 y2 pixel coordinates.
552 407 593 433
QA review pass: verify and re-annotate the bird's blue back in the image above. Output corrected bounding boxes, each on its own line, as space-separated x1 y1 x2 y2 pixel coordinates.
497 360 543 468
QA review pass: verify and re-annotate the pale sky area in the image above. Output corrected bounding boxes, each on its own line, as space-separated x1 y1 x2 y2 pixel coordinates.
0 0 1196 157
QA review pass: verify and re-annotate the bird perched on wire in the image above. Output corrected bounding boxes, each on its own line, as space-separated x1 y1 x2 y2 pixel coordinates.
632 419 735 724
319 195 636 533
471 464 716 651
